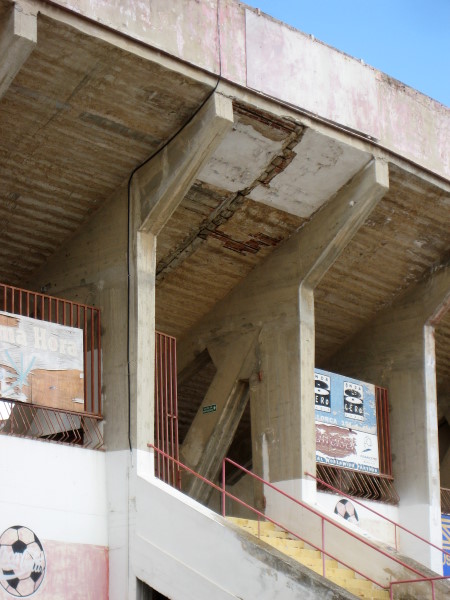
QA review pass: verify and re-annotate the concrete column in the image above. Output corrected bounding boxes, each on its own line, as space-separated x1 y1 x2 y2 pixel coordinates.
179 160 388 511
328 263 450 572
0 3 36 98
128 91 233 599
129 92 233 458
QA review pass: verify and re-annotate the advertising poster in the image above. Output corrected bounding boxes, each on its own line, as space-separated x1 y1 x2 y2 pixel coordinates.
0 311 84 412
443 514 450 576
315 368 379 474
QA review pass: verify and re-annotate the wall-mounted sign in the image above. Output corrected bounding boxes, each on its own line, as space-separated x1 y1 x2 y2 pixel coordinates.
202 404 217 414
315 368 379 474
0 525 46 597
0 311 84 412
443 514 450 576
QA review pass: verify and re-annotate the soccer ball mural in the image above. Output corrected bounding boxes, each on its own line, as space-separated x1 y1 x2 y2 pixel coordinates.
334 499 359 525
0 526 46 597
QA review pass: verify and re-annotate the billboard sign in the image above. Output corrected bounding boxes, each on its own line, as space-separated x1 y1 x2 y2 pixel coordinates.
315 368 379 474
0 311 84 412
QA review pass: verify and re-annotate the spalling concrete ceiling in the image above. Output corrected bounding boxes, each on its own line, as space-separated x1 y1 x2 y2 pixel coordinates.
1 12 449 430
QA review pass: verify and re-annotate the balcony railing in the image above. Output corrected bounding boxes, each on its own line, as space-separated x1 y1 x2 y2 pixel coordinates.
0 398 103 449
442 487 450 515
0 283 103 449
0 283 101 416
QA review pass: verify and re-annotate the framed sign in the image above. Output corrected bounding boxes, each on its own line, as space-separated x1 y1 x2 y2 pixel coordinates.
315 368 379 474
0 311 84 412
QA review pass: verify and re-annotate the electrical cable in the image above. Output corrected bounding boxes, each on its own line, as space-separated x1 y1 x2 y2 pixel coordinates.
126 0 223 453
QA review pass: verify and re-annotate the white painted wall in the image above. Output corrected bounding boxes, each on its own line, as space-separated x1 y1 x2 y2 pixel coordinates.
106 450 131 600
132 456 353 600
0 435 107 546
316 490 399 549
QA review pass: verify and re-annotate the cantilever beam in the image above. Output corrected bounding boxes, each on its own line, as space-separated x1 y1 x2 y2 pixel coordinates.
0 3 37 99
132 92 234 235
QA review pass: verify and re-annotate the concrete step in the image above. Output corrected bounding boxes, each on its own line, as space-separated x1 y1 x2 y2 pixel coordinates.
227 517 277 535
227 517 390 600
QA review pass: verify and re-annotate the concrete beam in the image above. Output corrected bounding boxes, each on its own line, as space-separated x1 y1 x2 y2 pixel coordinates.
178 160 389 509
129 93 232 452
301 159 389 289
188 381 249 504
132 92 234 235
0 3 37 99
178 159 389 339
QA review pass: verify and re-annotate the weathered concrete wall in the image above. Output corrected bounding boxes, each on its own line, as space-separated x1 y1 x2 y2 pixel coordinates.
26 186 129 451
36 0 450 179
25 188 131 596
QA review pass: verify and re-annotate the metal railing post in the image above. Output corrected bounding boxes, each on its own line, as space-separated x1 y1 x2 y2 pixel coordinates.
322 517 326 577
222 458 226 517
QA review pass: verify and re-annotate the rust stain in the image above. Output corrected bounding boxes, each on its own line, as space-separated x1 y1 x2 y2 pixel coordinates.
208 230 282 255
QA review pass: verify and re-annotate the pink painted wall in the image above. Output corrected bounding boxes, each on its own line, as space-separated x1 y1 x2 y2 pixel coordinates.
0 540 108 600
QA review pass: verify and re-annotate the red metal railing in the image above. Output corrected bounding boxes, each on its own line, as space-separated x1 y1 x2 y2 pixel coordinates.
155 332 179 488
441 487 450 515
376 385 392 476
148 444 450 594
0 283 101 416
389 575 449 600
0 397 103 449
316 463 399 504
306 470 449 560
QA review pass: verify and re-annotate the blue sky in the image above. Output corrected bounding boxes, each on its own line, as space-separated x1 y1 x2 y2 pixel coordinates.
244 0 450 107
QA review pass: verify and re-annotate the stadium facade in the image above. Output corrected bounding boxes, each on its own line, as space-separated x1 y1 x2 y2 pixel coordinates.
0 0 449 598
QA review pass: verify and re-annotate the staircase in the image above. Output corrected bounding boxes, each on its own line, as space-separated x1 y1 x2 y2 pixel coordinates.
228 517 389 600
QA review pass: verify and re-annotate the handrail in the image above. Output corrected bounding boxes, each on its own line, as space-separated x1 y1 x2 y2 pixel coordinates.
389 575 450 600
148 444 433 592
306 470 450 558
223 458 427 584
148 444 385 588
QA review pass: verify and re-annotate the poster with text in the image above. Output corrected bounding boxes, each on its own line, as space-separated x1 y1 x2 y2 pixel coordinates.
315 368 379 474
0 311 84 412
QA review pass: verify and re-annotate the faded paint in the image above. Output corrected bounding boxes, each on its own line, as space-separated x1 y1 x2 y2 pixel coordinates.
0 436 107 547
37 0 449 179
0 540 108 600
245 10 380 139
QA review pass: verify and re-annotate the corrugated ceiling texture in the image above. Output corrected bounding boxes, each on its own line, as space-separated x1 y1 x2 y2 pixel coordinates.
0 15 209 283
156 194 305 337
315 164 450 365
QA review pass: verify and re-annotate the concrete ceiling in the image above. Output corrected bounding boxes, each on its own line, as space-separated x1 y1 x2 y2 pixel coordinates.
0 14 210 283
1 13 449 429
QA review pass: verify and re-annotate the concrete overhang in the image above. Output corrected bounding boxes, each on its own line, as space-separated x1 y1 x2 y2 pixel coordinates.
0 0 448 422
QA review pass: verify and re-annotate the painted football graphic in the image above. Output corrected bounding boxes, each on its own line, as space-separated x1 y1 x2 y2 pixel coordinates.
0 526 46 597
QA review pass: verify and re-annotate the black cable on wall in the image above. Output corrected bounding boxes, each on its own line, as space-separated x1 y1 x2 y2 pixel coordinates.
126 1 223 453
